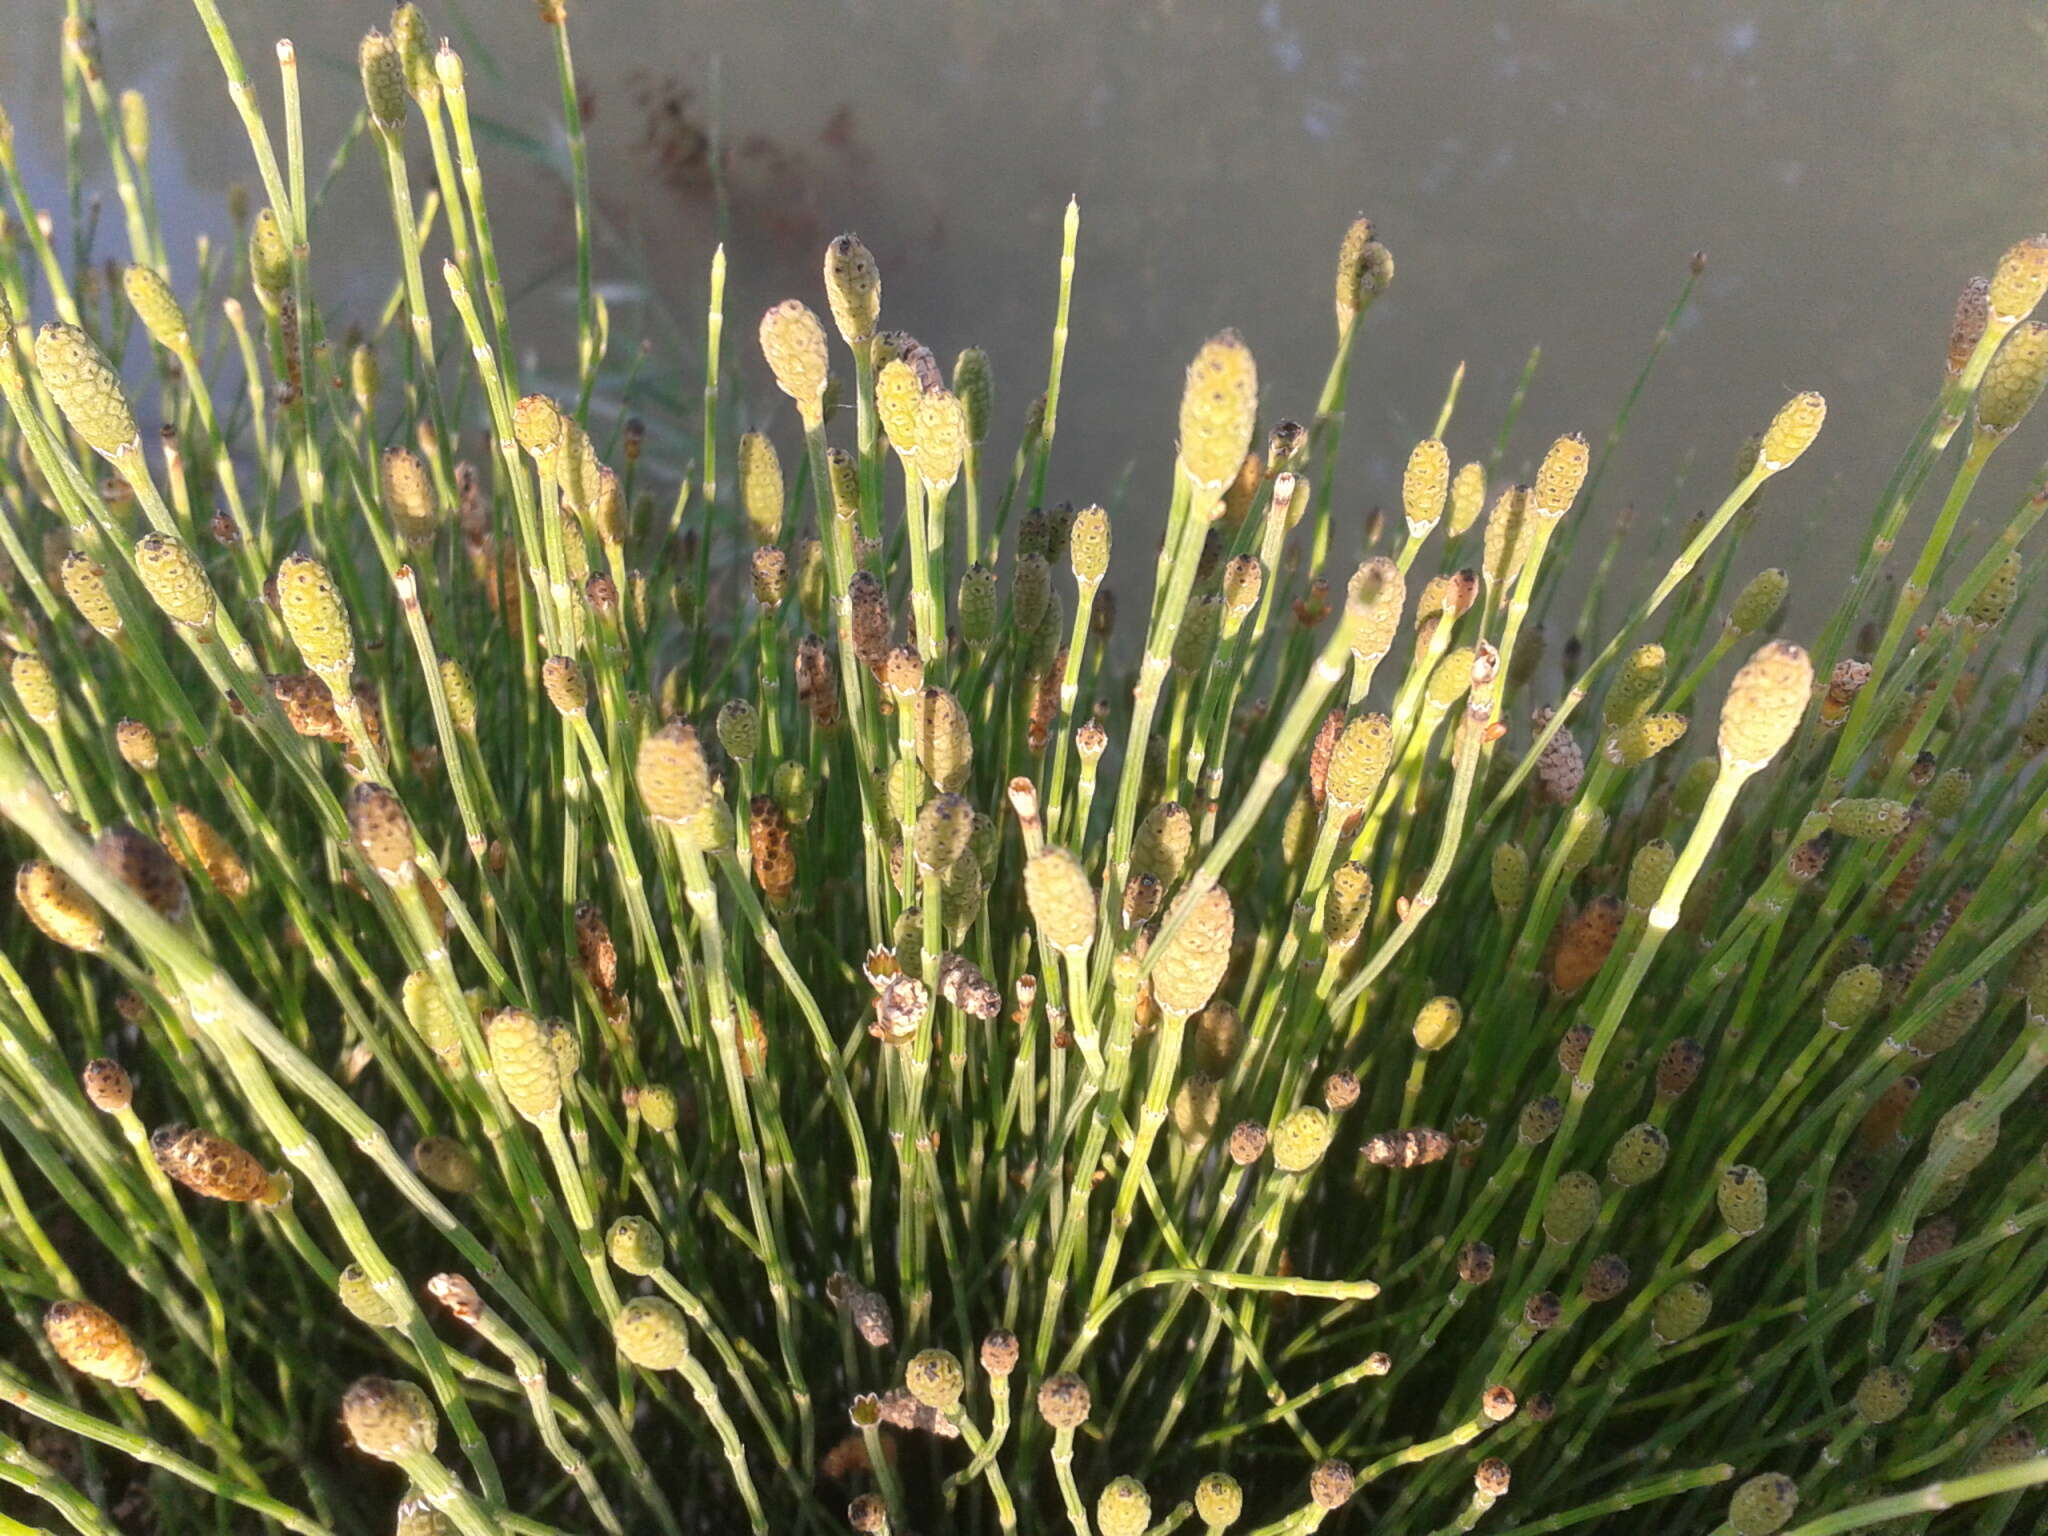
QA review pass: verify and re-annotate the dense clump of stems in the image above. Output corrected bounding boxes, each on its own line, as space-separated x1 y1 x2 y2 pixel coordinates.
0 8 2044 1533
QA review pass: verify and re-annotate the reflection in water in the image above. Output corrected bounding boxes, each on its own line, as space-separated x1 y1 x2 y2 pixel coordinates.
5 0 2045 640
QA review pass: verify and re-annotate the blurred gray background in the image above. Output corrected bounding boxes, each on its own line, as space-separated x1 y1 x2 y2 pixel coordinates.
7 0 2047 636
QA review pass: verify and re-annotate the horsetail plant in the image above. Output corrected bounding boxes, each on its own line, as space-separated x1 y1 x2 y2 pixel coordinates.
0 6 2043 1534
